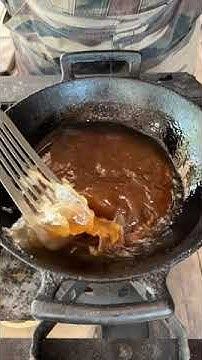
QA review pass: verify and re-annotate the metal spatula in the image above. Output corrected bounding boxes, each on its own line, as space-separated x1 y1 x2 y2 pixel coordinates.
0 111 58 217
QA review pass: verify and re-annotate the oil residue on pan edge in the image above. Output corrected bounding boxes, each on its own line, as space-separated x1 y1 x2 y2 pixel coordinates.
35 122 184 257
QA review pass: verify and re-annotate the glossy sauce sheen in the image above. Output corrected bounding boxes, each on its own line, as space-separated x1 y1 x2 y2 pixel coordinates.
38 124 178 255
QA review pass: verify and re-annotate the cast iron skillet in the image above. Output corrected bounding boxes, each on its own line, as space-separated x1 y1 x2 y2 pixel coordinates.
0 51 202 322
1 51 202 280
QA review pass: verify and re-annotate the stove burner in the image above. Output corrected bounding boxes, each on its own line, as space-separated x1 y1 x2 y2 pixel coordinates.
29 275 189 359
31 272 174 325
30 316 190 360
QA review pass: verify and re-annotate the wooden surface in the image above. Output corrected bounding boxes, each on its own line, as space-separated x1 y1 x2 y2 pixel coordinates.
167 251 202 338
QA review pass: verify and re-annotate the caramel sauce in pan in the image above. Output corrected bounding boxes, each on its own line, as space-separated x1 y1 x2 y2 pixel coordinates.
38 123 181 256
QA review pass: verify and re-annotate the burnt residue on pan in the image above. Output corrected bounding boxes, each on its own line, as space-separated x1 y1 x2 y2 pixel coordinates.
36 121 184 257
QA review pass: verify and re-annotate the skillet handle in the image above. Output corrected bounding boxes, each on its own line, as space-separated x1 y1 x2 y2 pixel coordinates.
31 272 174 324
60 51 141 81
32 298 174 325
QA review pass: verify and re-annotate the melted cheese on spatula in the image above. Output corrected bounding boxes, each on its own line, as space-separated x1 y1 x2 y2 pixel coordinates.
9 179 123 253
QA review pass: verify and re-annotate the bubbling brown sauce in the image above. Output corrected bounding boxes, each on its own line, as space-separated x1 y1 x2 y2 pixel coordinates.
38 123 182 256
